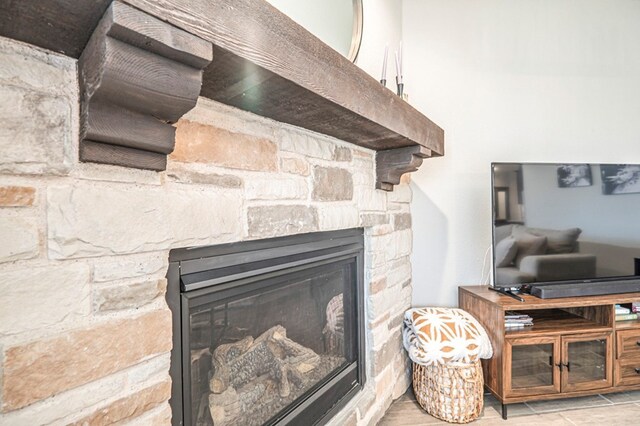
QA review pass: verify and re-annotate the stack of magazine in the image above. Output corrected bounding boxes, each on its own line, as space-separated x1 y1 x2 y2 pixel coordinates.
505 311 533 329
615 304 638 321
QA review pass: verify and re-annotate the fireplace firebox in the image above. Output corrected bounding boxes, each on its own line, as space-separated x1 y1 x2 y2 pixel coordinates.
167 229 365 426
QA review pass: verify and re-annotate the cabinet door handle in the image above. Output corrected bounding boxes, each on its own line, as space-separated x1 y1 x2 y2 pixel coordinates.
635 368 640 374
556 363 564 372
566 362 571 372
636 341 640 347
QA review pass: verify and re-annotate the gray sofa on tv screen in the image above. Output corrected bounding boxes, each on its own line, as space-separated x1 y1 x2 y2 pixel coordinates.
494 224 596 286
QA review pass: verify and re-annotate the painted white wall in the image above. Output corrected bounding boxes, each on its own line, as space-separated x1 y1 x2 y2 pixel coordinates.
404 0 640 307
356 0 403 82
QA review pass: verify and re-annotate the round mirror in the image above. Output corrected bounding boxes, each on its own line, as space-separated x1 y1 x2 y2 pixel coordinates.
266 0 363 62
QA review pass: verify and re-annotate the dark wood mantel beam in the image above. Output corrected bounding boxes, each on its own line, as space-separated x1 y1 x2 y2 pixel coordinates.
122 0 444 155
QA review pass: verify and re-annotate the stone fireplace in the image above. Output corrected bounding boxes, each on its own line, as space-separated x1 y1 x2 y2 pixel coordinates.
0 36 413 425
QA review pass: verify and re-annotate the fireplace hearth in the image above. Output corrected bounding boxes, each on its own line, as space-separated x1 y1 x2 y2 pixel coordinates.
167 229 365 426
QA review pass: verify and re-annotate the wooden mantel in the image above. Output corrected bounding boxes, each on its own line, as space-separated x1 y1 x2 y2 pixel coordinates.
0 0 444 190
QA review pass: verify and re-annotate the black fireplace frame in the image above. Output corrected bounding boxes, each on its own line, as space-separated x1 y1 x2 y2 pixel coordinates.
167 229 366 426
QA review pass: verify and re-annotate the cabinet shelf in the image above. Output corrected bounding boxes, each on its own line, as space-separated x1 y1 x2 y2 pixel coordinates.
505 310 612 338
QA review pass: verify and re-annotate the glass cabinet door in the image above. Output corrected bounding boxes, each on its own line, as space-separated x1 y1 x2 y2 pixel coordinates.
506 336 561 397
562 332 612 392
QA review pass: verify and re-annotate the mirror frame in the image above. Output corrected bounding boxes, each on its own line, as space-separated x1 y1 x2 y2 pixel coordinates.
347 0 364 62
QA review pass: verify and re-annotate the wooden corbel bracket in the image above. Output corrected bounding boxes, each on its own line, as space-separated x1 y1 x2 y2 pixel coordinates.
78 1 213 170
376 145 431 191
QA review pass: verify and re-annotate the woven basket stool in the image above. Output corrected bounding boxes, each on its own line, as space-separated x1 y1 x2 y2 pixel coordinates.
412 360 484 424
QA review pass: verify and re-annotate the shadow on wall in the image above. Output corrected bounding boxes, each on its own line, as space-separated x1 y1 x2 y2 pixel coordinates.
410 181 449 307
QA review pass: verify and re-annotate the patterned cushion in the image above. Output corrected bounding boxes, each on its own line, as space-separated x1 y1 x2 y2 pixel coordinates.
403 307 492 365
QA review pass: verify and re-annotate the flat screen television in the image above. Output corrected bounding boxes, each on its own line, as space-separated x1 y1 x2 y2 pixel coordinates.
491 162 640 290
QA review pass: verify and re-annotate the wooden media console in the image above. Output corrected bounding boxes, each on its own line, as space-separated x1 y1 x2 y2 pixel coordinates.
459 286 640 419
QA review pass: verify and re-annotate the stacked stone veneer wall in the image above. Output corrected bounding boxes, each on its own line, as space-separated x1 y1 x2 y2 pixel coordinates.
0 36 413 425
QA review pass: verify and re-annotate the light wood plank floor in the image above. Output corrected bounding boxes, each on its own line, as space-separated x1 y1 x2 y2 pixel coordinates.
380 389 640 425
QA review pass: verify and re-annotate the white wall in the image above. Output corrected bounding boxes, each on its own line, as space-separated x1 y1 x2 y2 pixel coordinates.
356 0 403 82
405 0 640 307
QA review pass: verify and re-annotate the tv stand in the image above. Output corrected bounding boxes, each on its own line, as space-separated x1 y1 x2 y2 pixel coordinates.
489 286 525 302
459 286 640 420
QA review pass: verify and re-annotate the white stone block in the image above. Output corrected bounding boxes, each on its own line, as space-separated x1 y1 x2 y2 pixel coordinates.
0 213 39 263
0 263 90 336
245 176 308 200
354 186 387 212
47 184 243 259
92 253 166 283
387 183 412 203
0 86 72 175
387 262 412 288
385 230 413 261
317 205 359 230
0 38 76 176
279 132 334 160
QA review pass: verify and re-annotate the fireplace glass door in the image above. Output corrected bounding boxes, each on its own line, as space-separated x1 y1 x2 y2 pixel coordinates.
184 262 356 426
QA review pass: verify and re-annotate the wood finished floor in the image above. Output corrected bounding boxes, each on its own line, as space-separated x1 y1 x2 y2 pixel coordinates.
380 389 640 425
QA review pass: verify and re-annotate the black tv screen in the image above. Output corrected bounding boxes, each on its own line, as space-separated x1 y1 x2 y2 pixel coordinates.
491 162 640 287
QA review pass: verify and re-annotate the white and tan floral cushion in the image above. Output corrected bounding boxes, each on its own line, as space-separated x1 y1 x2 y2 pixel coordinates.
403 307 492 365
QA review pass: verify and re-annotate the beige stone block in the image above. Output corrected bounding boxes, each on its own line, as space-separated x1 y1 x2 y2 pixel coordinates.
368 291 395 323
370 311 390 330
369 321 392 349
280 156 310 176
392 213 412 231
372 330 403 376
317 205 359 230
279 132 334 160
2 309 172 411
92 254 166 283
0 368 127 425
245 176 307 200
0 37 76 94
312 166 353 201
47 184 242 259
0 186 36 207
127 353 171 386
172 119 277 172
374 365 394 401
388 312 405 331
370 277 387 295
183 97 278 140
0 263 90 336
126 402 172 426
369 224 394 236
387 262 412 288
0 213 39 263
69 380 170 426
365 250 386 270
247 205 318 238
166 168 242 188
392 366 411 400
94 279 165 312
355 388 376 421
0 86 72 175
333 147 352 162
360 213 389 227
